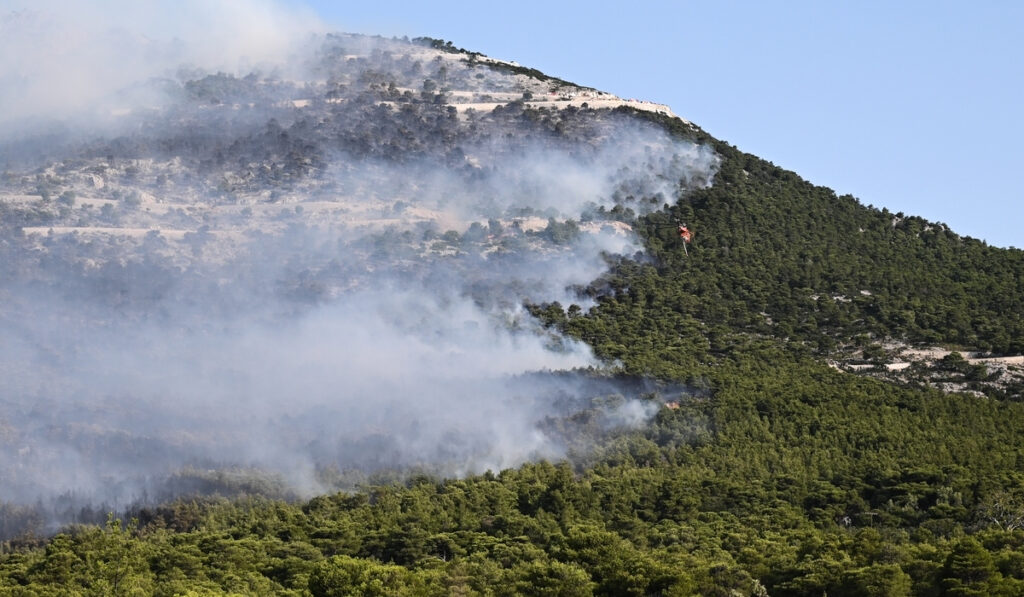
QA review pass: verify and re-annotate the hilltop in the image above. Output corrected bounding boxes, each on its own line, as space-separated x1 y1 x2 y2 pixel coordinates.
2 34 678 256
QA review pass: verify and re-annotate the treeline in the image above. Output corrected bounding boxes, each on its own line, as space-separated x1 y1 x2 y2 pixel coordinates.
529 109 1024 392
637 110 1024 355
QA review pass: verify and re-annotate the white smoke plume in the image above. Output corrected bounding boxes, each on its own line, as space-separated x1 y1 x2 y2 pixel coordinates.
0 0 323 136
0 1 718 526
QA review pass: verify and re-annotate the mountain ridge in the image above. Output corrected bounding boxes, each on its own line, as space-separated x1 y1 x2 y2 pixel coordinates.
2 31 1024 596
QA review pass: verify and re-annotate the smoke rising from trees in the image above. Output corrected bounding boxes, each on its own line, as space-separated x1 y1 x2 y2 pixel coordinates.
0 1 718 525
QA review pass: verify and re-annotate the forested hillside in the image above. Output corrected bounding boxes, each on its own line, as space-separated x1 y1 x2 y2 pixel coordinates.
2 33 1024 597
535 111 1024 393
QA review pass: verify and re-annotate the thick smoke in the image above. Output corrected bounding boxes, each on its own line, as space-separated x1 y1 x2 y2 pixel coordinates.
0 2 718 526
0 0 322 137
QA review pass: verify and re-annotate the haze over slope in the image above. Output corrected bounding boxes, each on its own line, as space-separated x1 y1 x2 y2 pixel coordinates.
6 5 1024 595
0 6 717 512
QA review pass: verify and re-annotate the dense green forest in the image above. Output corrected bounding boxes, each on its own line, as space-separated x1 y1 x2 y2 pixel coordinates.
601 111 1023 355
3 36 1024 596
6 352 1024 595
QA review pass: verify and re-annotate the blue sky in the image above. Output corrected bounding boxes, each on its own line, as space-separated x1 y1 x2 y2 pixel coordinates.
304 1 1022 249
